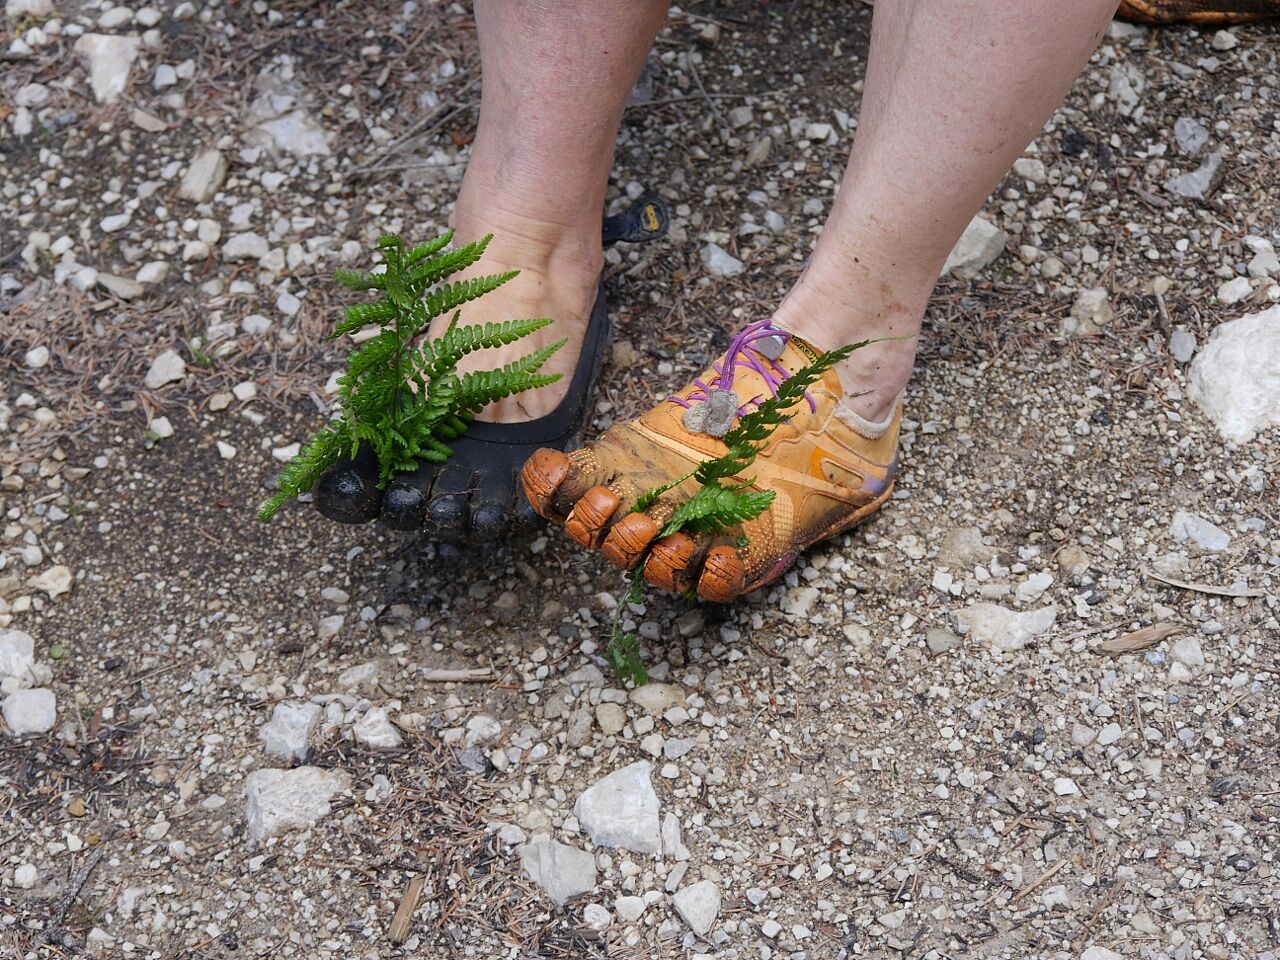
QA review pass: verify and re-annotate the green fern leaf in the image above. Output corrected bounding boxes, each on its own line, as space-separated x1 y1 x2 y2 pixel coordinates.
333 267 389 291
257 421 351 521
423 272 520 321
417 316 555 380
403 230 455 268
329 300 398 338
659 483 775 538
408 235 492 290
630 468 697 514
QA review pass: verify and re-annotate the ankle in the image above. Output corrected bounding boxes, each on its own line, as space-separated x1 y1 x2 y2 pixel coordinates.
450 197 602 281
772 272 922 424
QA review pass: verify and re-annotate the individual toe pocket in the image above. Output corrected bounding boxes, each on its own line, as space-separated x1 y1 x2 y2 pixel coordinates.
380 461 437 530
697 543 747 602
601 511 662 570
425 461 473 541
314 447 383 524
469 466 518 543
521 449 571 518
563 486 622 549
643 531 703 594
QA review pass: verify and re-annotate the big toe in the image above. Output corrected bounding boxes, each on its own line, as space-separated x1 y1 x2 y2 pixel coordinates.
314 450 382 523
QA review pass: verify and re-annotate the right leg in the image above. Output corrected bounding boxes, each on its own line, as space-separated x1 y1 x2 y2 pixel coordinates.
316 0 669 535
448 0 672 424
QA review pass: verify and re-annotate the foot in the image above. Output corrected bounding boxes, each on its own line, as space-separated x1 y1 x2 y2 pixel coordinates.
312 196 669 540
440 219 604 422
521 324 902 602
314 211 600 536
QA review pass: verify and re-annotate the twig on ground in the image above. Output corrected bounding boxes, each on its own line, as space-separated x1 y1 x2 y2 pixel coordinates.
44 848 106 944
1098 622 1183 655
1146 570 1268 599
388 875 425 943
421 667 495 683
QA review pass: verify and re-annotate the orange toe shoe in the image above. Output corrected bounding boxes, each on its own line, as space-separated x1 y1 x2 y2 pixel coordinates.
521 321 901 602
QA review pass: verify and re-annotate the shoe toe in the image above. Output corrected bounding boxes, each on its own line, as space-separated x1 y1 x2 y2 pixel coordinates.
697 544 747 602
314 455 382 523
428 494 469 539
470 500 509 542
601 511 659 569
564 486 621 548
643 532 698 593
380 482 428 530
521 449 572 517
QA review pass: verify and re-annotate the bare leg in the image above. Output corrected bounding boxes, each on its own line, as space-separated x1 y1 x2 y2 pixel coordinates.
776 0 1117 421
442 0 669 421
316 0 668 532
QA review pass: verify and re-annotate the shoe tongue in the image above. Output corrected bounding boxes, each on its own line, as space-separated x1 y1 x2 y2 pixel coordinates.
718 332 840 412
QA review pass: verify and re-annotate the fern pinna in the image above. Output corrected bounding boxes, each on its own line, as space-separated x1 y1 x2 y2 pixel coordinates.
258 233 564 521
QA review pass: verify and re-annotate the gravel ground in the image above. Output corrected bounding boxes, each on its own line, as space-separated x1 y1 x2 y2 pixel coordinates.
3 2 1279 959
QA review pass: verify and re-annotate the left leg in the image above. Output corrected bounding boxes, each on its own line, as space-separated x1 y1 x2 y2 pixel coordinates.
523 0 1117 601
775 0 1117 423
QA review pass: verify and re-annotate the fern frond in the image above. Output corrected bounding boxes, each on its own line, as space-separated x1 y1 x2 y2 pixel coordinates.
631 467 697 514
333 267 389 291
659 483 775 538
453 370 563 415
329 300 398 339
403 230 455 268
417 316 555 379
408 236 491 289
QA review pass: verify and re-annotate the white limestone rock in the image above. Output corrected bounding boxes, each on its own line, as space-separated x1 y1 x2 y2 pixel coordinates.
1169 511 1231 552
701 242 744 278
74 34 141 104
178 149 229 204
352 706 403 751
0 629 35 681
574 761 661 854
3 688 56 735
517 840 597 907
941 216 1006 279
1187 305 1280 442
673 879 721 936
243 767 349 841
144 349 186 389
953 603 1058 653
259 701 322 763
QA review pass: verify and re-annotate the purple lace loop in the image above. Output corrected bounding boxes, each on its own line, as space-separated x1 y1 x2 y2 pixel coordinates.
667 319 816 417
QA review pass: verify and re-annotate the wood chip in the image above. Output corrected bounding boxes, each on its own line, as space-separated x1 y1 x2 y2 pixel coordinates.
387 874 425 944
1098 622 1183 655
1146 571 1268 599
421 667 494 683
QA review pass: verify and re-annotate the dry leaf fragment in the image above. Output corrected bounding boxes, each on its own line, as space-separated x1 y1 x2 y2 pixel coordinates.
1098 622 1183 655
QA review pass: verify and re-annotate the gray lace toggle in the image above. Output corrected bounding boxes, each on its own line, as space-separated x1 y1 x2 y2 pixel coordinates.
752 333 787 360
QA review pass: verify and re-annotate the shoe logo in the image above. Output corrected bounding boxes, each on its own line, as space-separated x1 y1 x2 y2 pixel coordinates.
641 203 661 232
816 455 865 491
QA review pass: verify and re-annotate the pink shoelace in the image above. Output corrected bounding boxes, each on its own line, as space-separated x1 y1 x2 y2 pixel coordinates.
666 319 817 418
